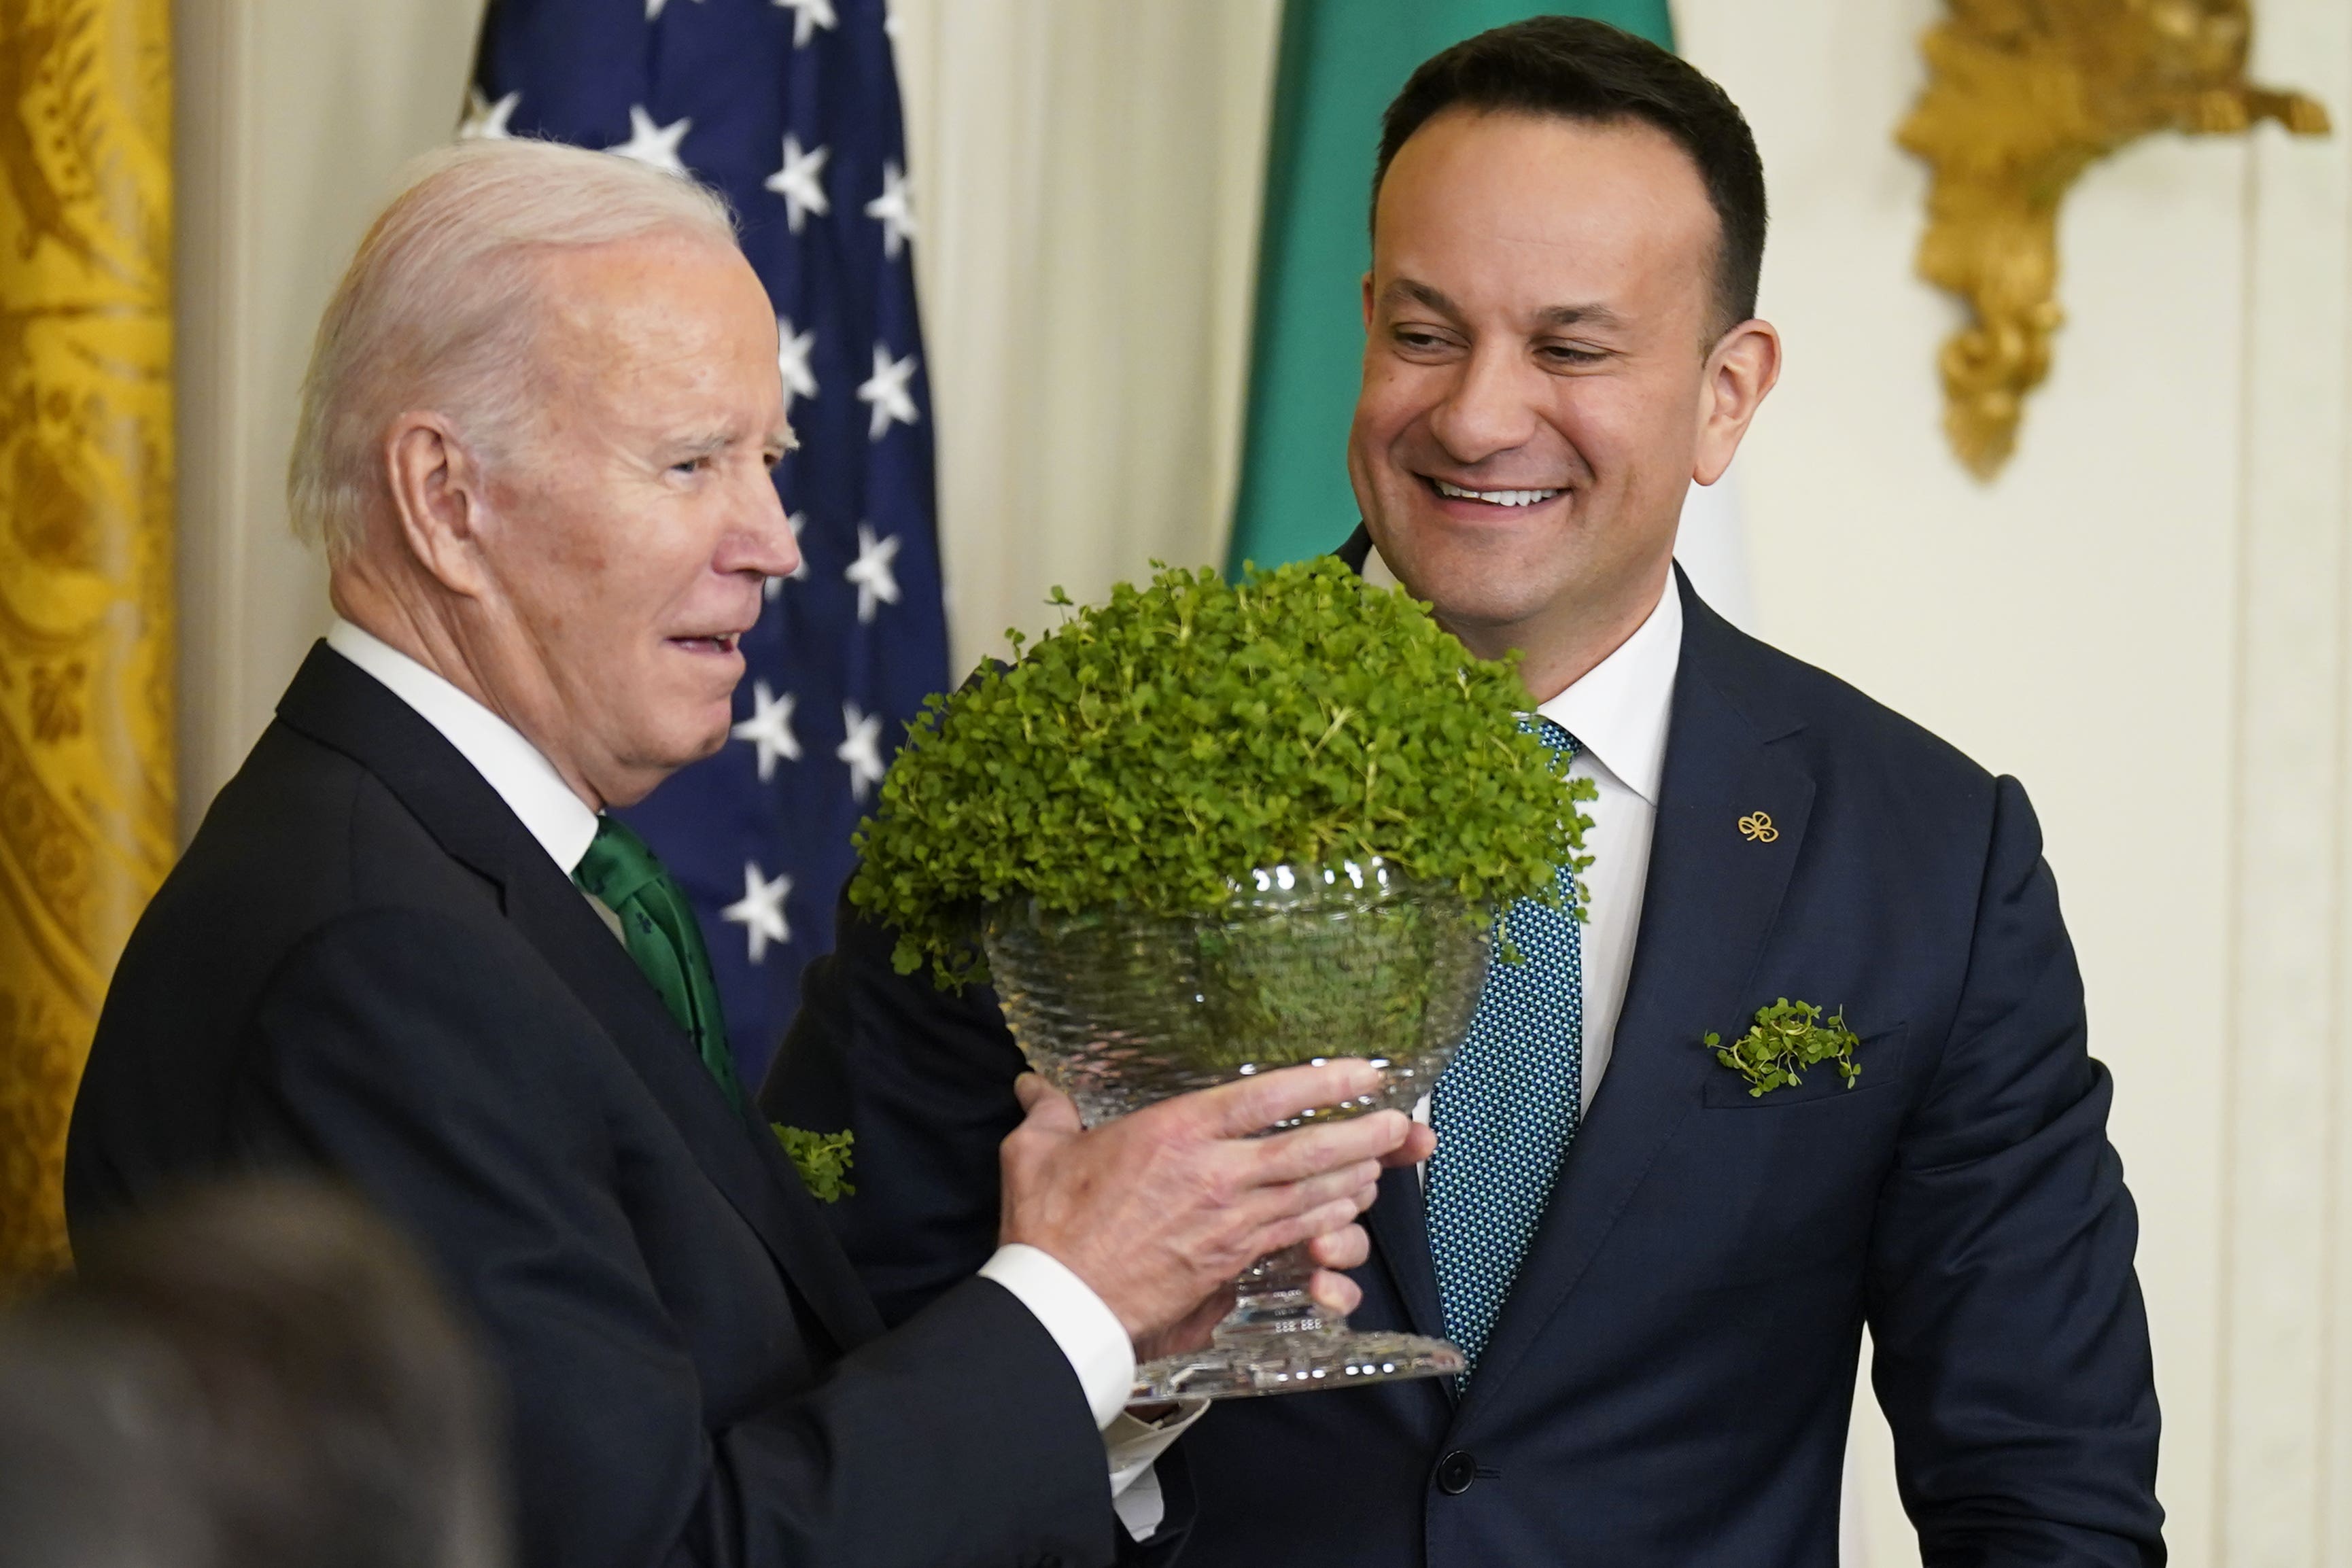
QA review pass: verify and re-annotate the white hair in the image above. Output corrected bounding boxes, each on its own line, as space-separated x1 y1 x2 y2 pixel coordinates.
288 138 738 563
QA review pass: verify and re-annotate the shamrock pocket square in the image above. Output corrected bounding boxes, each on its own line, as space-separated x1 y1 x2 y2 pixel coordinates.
1703 998 1863 1100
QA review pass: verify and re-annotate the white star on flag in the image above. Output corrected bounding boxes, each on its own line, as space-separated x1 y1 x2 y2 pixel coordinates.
857 343 919 441
608 105 692 176
776 0 837 49
845 524 902 624
721 861 792 964
763 135 830 232
863 160 916 259
730 680 801 780
776 317 817 409
646 0 701 19
837 702 886 801
459 88 519 140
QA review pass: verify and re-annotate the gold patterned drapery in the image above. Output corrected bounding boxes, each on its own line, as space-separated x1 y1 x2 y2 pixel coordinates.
0 0 173 1284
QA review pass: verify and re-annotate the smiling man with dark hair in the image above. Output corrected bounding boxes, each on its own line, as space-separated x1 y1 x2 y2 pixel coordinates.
772 15 2164 1565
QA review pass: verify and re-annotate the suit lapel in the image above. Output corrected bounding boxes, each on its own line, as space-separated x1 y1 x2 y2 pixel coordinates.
1363 1164 1457 1417
1366 1164 1445 1339
276 644 884 1352
501 862 886 1351
1449 583 1816 1426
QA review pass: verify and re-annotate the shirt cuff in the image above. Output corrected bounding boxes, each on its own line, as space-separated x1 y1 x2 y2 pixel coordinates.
1113 1465 1167 1541
978 1243 1135 1429
1106 1401 1207 1495
1106 1401 1207 1539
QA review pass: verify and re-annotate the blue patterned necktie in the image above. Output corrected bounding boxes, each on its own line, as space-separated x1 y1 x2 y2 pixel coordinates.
1426 717 1585 1377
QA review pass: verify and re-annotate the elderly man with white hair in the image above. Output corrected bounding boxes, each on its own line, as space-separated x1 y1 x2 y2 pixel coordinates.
67 139 1430 1568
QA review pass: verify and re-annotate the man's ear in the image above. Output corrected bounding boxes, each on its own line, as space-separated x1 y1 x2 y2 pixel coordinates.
383 413 494 597
1692 318 1782 487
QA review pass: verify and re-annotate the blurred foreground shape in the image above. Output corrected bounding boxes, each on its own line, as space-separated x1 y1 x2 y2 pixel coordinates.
0 1179 505 1568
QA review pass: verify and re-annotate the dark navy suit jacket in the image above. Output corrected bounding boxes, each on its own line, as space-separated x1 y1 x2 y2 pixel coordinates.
68 645 1186 1568
765 558 2164 1566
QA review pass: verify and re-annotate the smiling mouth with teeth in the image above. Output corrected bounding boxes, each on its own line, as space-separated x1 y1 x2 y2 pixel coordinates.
1430 478 1563 508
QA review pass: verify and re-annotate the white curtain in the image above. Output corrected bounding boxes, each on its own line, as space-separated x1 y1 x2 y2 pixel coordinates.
889 0 1283 678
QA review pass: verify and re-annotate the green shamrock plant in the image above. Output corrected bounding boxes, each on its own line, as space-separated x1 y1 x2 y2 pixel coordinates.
848 557 1595 988
1704 998 1862 1098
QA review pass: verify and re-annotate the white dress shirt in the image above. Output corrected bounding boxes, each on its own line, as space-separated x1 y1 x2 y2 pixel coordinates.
322 620 1185 1525
1360 551 1683 1114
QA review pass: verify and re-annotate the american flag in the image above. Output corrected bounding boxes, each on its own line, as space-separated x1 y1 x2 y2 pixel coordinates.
465 0 949 1090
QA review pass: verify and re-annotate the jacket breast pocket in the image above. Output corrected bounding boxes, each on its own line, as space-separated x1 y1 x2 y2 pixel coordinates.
1700 1022 1909 1109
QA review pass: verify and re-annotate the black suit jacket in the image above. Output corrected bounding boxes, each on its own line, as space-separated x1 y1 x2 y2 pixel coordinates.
67 644 1171 1568
765 557 2164 1566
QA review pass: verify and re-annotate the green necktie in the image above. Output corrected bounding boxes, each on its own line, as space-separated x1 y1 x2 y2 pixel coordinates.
572 816 747 1113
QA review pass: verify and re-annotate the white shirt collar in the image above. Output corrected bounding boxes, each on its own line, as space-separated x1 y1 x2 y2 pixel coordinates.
1533 577 1680 806
1364 544 1681 805
324 618 601 874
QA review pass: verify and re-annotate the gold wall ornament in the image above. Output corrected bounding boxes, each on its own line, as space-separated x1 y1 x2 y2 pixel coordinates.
1898 0 2330 478
0 0 174 1285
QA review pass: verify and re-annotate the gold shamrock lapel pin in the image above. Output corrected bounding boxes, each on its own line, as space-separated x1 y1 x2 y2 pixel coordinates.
1737 811 1780 843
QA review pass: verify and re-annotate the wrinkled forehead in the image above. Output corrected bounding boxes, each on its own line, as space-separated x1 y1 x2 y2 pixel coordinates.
521 233 781 418
532 232 768 359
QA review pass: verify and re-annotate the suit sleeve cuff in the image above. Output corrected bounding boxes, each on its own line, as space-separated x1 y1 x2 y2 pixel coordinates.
978 1243 1135 1429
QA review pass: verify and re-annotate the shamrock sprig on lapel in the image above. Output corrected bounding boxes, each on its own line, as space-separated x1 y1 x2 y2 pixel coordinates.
773 1125 856 1202
1704 998 1861 1098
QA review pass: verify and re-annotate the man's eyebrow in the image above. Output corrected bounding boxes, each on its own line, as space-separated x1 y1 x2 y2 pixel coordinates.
655 431 734 464
1382 280 1627 332
1534 302 1626 330
1383 278 1462 317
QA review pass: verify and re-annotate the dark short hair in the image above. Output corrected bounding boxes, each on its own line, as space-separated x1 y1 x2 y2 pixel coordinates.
1373 16 1767 335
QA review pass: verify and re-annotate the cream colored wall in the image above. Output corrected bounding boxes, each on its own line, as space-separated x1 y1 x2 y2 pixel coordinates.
1674 1 2352 1562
